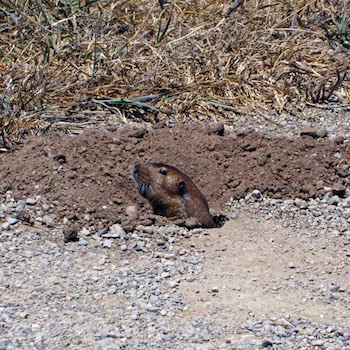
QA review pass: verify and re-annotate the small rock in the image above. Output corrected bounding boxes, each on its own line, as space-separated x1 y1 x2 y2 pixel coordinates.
136 225 155 234
1 203 9 213
125 205 138 220
26 197 37 205
42 214 55 227
183 217 201 229
146 305 159 312
7 217 18 225
1 222 10 230
63 225 79 243
120 244 128 251
98 257 106 265
17 210 32 224
288 262 296 269
327 195 340 206
103 239 113 249
169 280 179 288
300 127 327 138
332 183 346 198
334 151 342 159
316 180 324 190
53 154 66 164
97 227 109 236
209 286 219 293
126 127 148 139
343 197 350 208
230 209 239 220
19 312 28 319
294 198 308 209
251 189 262 201
78 239 88 246
93 293 102 300
16 200 26 210
312 339 325 346
333 135 344 144
204 123 225 136
42 203 50 211
107 286 117 295
102 224 125 238
261 339 273 348
136 241 145 249
182 230 192 238
79 227 91 237
22 250 38 258
316 127 328 138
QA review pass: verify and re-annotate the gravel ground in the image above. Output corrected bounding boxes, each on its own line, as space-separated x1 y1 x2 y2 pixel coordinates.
1 183 350 349
1 108 350 349
225 106 350 138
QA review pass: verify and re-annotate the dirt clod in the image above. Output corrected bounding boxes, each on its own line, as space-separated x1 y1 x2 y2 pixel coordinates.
17 209 33 224
63 225 79 243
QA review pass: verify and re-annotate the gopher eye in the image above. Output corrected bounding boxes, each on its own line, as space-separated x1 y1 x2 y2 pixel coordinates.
159 168 167 175
177 180 187 196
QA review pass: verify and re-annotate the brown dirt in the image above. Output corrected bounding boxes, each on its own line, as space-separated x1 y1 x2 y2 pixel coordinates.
0 125 349 229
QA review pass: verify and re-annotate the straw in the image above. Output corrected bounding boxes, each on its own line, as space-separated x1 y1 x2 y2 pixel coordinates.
1 0 349 139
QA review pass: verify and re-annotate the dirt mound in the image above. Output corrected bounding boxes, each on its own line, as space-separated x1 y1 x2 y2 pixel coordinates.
1 125 349 229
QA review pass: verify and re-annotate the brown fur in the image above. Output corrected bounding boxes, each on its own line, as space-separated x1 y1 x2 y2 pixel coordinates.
133 163 215 227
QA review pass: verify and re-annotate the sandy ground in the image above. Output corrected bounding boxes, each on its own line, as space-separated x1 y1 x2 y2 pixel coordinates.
178 216 349 326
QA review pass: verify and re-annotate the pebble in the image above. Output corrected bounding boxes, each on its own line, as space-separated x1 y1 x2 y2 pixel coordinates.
22 250 39 258
146 305 159 312
42 214 55 226
262 339 273 347
230 209 239 220
103 239 113 248
300 127 327 138
327 195 341 206
97 227 108 236
288 262 296 269
120 244 128 251
343 197 350 208
79 227 91 236
42 203 50 211
294 198 308 209
125 205 138 220
78 239 88 246
1 222 10 230
312 339 325 346
26 197 37 205
102 223 125 238
107 286 117 295
245 189 263 202
168 280 179 288
7 217 18 225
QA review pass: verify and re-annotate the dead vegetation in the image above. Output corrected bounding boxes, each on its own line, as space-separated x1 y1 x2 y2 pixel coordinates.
1 0 350 140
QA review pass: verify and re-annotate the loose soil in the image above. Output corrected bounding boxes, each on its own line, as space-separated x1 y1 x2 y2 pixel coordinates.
1 125 349 229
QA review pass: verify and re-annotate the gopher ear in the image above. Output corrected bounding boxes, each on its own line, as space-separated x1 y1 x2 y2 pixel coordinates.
177 180 187 196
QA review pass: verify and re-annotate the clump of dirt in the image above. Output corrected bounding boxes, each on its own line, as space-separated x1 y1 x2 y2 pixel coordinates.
0 125 349 229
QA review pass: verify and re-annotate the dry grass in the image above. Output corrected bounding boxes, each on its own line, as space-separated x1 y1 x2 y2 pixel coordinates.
1 0 350 140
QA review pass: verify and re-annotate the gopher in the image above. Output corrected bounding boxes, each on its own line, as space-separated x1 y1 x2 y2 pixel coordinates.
133 162 215 227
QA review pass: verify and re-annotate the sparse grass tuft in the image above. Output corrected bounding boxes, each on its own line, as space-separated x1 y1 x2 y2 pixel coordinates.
1 0 350 138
